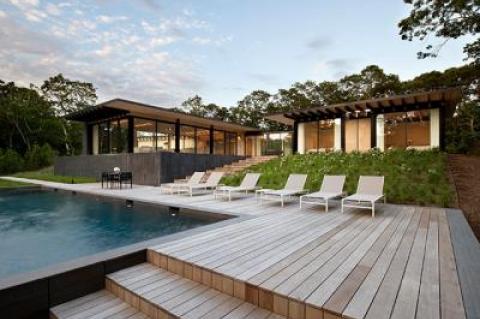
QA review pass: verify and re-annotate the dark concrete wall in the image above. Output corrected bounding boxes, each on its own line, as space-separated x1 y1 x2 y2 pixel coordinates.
54 152 245 185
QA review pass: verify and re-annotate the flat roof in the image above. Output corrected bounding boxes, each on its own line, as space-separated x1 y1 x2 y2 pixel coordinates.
266 87 462 125
66 98 259 132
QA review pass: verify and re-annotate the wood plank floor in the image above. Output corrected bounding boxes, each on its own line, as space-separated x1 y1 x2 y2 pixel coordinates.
148 205 465 319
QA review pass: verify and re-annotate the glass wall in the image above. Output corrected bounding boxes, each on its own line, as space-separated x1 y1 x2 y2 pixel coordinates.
261 132 292 156
214 131 225 155
98 122 110 154
384 110 430 150
90 116 241 155
304 120 335 153
180 125 195 153
110 119 129 153
345 118 371 152
156 122 175 152
134 118 156 153
196 128 210 154
226 132 237 155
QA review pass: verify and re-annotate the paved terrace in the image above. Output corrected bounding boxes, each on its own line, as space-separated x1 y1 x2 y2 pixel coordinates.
2 177 479 319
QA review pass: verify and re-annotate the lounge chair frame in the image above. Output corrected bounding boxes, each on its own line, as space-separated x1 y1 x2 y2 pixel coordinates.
299 175 346 212
160 172 204 194
259 174 308 207
214 173 261 201
176 172 225 196
341 176 386 217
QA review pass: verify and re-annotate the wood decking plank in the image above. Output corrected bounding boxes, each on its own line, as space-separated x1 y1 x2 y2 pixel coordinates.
445 208 479 319
389 208 430 319
247 215 359 287
333 207 417 319
308 206 411 311
438 209 466 319
416 209 440 319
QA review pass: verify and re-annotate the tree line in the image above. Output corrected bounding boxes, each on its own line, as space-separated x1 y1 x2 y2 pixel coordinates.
0 74 96 173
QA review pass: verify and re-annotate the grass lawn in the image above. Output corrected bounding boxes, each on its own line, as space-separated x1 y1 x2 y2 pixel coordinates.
0 179 32 188
12 166 96 184
222 149 454 207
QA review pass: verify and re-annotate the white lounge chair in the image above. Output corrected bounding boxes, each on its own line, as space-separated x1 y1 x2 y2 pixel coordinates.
260 174 308 207
214 173 261 201
160 172 204 194
299 175 346 211
178 172 225 196
341 176 385 217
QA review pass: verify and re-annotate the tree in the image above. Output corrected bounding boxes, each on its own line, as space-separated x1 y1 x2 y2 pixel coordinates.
0 81 64 154
177 95 230 120
41 74 97 155
230 90 277 129
399 0 480 63
338 65 402 100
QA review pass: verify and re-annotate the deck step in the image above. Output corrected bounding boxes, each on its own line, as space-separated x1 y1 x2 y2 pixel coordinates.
50 290 148 319
105 263 285 319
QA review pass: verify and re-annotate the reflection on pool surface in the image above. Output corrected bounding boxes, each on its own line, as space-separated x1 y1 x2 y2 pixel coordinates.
0 189 213 278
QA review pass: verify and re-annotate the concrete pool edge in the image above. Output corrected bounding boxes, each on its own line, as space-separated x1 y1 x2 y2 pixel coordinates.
0 186 253 318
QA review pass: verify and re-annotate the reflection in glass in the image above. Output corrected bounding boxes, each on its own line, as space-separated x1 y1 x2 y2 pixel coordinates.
156 122 175 152
214 131 225 155
196 128 210 154
134 118 156 153
384 110 430 150
180 125 195 153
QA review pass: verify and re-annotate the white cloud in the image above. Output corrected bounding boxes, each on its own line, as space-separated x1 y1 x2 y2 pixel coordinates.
0 10 6 18
46 3 61 16
97 15 128 24
150 36 177 47
94 45 113 57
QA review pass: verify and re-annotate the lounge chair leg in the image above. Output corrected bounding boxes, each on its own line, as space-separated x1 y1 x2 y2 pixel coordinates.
229 191 231 202
341 199 344 213
372 201 375 218
299 198 302 209
326 200 329 212
281 196 284 207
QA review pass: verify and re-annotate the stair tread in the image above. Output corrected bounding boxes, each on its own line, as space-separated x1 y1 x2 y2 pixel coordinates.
106 263 286 319
50 290 147 319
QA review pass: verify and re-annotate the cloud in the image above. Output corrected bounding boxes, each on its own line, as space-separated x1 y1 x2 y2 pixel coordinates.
306 36 332 50
97 15 128 24
0 0 231 105
313 58 355 80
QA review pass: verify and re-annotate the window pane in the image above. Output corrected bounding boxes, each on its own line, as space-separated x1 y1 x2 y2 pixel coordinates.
180 125 195 153
214 131 225 155
304 122 318 153
226 132 237 155
318 120 334 151
156 122 175 152
196 128 210 154
110 119 128 153
385 110 430 150
134 118 156 153
92 124 99 155
98 122 109 154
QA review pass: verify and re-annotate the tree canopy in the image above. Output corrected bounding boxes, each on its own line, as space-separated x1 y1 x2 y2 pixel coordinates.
398 0 480 63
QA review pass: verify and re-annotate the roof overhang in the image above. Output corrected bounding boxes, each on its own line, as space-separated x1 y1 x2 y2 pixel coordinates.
265 88 462 125
66 98 260 133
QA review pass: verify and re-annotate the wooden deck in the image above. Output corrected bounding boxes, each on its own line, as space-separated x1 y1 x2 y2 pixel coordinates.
1 178 477 319
147 204 466 319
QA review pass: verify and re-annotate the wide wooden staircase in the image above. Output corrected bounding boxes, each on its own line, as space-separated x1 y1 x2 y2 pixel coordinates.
208 156 277 176
50 262 285 319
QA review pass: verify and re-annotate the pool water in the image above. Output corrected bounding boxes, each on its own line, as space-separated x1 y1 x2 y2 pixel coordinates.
0 190 213 278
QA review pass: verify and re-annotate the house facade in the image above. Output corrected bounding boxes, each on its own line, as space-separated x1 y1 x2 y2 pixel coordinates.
266 88 461 154
67 99 259 156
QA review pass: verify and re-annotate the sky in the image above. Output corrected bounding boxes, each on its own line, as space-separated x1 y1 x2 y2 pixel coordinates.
0 0 470 107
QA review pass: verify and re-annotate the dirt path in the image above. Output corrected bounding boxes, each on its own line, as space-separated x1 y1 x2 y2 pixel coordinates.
448 154 480 240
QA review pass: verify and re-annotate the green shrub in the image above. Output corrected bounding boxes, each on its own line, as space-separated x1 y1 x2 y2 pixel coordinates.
24 144 55 170
0 149 25 174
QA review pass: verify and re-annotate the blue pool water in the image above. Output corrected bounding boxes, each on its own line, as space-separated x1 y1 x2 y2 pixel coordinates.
0 190 213 278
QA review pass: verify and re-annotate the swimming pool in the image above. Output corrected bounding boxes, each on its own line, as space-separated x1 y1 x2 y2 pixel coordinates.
0 189 215 278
